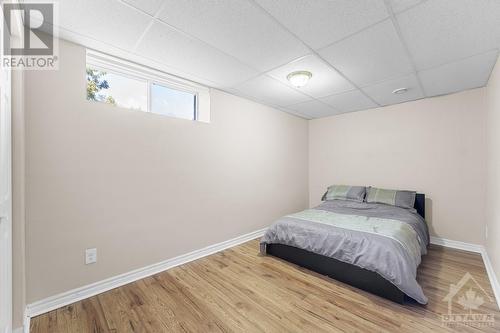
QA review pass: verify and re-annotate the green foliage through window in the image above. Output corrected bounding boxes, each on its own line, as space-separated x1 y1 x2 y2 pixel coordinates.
86 67 116 106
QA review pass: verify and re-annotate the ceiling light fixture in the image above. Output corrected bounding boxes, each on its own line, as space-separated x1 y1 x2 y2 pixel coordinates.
287 71 312 88
392 87 408 95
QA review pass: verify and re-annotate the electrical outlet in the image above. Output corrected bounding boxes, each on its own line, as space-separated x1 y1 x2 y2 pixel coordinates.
85 248 97 265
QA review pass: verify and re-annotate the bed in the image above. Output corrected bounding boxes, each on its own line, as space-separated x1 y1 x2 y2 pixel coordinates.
260 192 428 304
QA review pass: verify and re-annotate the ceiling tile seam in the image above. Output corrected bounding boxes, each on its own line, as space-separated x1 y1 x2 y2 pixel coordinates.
383 0 427 97
230 67 342 113
313 17 390 53
116 0 262 81
312 0 429 55
232 48 359 100
228 51 320 89
126 0 170 51
262 54 311 75
225 72 266 88
275 107 312 119
114 18 259 85
153 18 289 86
52 22 224 88
230 86 297 110
261 71 346 110
113 0 267 86
352 49 500 94
231 88 284 109
115 0 396 102
110 0 314 92
91 1 232 85
226 53 314 89
225 89 313 119
415 48 500 73
394 0 429 15
132 20 156 51
415 48 500 93
221 82 346 120
247 0 382 108
235 70 339 112
264 74 356 112
319 88 360 100
115 0 157 51
227 89 312 119
148 14 318 88
116 0 155 18
358 69 418 89
284 96 341 112
309 88 360 100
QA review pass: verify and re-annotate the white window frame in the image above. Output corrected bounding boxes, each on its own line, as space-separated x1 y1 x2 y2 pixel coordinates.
86 49 210 123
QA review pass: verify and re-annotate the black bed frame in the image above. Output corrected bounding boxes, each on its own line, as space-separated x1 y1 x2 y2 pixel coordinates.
266 193 425 304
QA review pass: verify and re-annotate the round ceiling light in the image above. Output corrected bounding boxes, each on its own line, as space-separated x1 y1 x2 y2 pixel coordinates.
392 87 408 95
287 71 312 88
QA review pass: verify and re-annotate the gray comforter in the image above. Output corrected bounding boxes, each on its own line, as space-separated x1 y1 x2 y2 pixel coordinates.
260 200 429 304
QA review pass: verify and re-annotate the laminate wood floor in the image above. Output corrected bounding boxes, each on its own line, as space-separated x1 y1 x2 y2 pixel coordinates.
30 239 500 332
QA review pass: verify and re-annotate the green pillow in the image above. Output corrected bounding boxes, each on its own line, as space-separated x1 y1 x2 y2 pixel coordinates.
365 187 416 209
323 185 366 202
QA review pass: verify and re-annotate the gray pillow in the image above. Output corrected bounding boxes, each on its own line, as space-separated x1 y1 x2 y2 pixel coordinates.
365 187 416 209
323 185 366 202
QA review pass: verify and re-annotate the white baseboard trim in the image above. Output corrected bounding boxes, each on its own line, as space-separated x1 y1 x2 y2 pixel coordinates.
22 231 499 329
480 247 500 310
429 236 483 253
25 227 267 319
23 310 30 333
430 236 500 310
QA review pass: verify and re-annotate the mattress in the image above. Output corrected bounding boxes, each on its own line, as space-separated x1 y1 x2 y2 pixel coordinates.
260 199 429 304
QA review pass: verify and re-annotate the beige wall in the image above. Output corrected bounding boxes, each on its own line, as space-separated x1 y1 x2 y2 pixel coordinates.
309 89 487 244
24 39 309 303
486 57 500 281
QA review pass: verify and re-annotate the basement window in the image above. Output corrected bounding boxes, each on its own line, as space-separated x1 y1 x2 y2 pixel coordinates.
86 69 148 111
151 83 196 120
86 50 210 122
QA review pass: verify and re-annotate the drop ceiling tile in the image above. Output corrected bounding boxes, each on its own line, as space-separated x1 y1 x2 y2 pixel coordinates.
388 0 425 13
122 0 164 16
56 26 220 88
267 55 354 98
286 100 340 119
318 20 414 86
137 22 258 87
156 0 309 71
362 74 424 105
50 0 152 49
320 90 378 112
233 75 310 107
254 0 388 49
397 0 500 70
419 50 499 97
